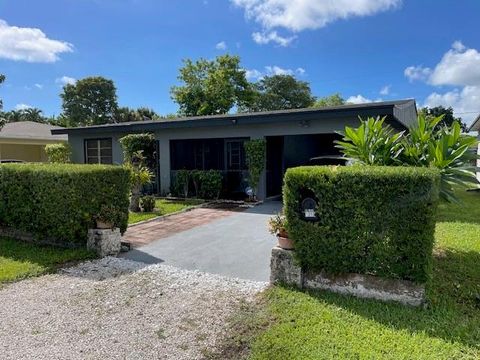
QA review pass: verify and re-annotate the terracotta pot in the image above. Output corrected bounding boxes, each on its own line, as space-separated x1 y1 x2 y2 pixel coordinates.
277 235 294 250
96 220 112 229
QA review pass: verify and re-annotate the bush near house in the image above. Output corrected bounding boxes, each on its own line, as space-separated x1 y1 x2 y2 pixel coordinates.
0 164 131 247
172 169 222 199
283 165 440 283
45 143 71 163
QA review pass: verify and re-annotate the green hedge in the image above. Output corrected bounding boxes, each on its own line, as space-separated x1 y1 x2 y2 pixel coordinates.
283 166 440 283
0 164 131 247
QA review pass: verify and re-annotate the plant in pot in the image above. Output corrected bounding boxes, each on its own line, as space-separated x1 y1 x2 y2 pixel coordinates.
94 205 121 229
268 213 294 250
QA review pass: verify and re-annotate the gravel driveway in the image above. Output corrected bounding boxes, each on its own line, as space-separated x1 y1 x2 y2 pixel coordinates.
0 258 266 360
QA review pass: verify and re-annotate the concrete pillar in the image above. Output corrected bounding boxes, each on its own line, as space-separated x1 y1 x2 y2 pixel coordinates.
158 135 171 196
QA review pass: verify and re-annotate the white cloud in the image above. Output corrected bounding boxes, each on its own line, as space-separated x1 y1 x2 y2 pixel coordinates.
379 84 391 95
215 41 227 50
346 95 372 104
233 0 400 45
296 67 306 75
15 103 32 110
252 31 296 46
34 83 43 89
404 65 431 82
55 76 76 86
424 86 480 124
0 19 73 63
406 41 480 125
245 65 306 80
245 68 263 80
428 41 480 87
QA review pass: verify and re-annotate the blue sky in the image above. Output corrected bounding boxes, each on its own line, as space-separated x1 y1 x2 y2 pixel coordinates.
1 0 479 124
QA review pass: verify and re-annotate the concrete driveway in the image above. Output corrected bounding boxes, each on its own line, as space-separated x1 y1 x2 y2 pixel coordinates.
122 201 282 282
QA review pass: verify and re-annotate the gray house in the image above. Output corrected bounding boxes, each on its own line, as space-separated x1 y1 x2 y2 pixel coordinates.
52 99 417 200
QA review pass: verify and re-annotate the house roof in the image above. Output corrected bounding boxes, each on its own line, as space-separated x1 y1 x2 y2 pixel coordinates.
51 99 417 135
468 114 480 132
0 121 68 141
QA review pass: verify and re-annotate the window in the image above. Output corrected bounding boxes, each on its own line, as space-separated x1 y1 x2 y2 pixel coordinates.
85 138 113 164
226 140 246 170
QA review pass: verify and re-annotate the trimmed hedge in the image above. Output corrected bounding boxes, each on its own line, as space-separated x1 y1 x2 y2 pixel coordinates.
283 166 440 283
0 164 131 247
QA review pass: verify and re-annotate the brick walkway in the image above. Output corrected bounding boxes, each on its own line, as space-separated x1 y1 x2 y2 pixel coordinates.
123 206 242 247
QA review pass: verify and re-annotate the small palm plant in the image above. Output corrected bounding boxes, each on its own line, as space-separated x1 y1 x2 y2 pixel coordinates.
335 116 404 165
336 114 479 202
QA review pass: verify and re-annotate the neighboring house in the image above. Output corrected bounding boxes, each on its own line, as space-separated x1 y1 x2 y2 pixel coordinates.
0 121 67 162
52 99 417 200
468 114 480 182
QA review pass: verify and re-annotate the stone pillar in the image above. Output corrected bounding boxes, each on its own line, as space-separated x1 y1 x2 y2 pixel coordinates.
270 246 303 288
87 228 121 257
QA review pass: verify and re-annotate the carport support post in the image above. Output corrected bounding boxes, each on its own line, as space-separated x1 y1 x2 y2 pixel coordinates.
157 134 171 196
250 134 267 201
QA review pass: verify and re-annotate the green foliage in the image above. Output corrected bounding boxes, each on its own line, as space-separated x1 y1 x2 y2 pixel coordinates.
336 116 404 165
44 143 71 163
60 76 118 127
312 93 345 108
140 195 156 212
115 106 160 123
420 105 467 132
244 75 315 112
283 166 440 283
174 169 190 198
197 169 222 199
94 204 125 228
172 169 222 199
336 114 479 201
119 133 156 169
246 189 480 359
171 55 254 116
2 107 48 123
0 164 131 247
0 237 95 283
244 139 266 196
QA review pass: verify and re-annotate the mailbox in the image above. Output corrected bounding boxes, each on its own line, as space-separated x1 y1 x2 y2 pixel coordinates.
301 197 318 221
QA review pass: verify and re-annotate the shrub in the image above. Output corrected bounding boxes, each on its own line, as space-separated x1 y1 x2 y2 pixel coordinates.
140 195 156 212
174 169 190 198
45 143 71 163
336 115 478 202
94 204 125 229
0 164 131 247
244 139 266 197
119 133 156 169
198 170 222 199
283 166 440 283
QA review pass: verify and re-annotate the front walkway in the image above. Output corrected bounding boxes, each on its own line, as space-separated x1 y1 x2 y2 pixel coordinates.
122 201 282 281
124 206 241 247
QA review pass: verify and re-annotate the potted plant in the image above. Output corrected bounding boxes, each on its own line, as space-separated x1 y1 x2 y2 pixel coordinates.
268 213 294 250
94 204 120 229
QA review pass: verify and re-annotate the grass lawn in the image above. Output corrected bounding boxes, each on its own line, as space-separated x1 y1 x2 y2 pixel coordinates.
0 237 95 284
128 198 205 224
217 189 480 360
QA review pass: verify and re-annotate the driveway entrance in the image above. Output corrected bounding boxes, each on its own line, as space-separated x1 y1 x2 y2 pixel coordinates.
122 201 282 281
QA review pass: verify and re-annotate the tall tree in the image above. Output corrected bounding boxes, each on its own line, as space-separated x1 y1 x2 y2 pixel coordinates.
3 108 47 123
243 75 315 112
171 55 254 116
420 106 467 132
60 76 118 127
313 93 346 108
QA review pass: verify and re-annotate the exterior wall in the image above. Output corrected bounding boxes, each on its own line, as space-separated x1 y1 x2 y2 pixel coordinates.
67 115 382 199
0 142 49 162
153 116 360 198
69 132 124 164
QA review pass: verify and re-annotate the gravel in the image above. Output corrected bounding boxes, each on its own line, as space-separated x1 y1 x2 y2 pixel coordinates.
0 257 267 360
